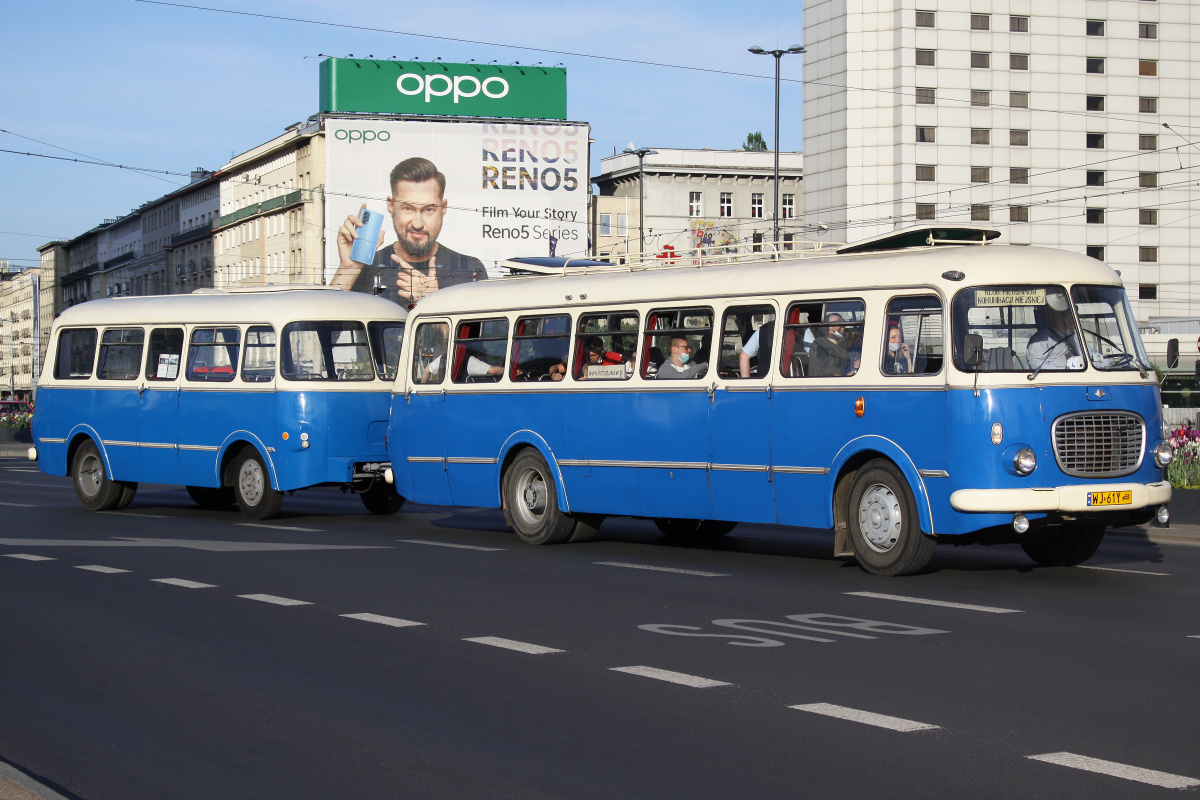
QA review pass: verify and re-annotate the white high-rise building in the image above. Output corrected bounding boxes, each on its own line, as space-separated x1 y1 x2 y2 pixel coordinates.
802 0 1200 321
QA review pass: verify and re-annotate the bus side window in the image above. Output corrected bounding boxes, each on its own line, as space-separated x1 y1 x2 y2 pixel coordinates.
411 322 449 385
368 321 406 380
97 328 145 381
54 328 98 380
642 307 713 379
511 315 570 382
187 327 240 382
242 326 277 383
574 311 638 381
780 300 866 378
281 322 373 381
882 296 943 376
720 304 776 379
145 328 183 381
452 318 509 384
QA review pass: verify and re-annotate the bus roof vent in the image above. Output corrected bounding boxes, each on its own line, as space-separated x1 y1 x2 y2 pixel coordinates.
835 225 1000 255
501 256 622 275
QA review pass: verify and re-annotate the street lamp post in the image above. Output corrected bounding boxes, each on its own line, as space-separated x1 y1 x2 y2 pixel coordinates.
749 44 805 249
623 144 658 255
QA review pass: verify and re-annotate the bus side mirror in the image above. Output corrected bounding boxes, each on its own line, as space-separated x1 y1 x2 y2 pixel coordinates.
962 334 984 368
1167 338 1179 369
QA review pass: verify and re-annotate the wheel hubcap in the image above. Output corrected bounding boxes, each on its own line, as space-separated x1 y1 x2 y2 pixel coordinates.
513 467 547 526
858 483 902 553
78 453 103 498
238 460 265 506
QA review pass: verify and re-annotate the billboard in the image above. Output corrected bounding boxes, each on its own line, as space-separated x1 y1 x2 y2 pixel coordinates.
324 118 589 306
319 59 567 120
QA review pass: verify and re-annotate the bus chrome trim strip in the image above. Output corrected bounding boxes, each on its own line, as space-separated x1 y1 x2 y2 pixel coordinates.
139 442 177 449
723 386 770 393
710 463 770 472
918 469 949 478
407 456 444 463
446 457 499 465
178 444 220 452
772 466 830 475
101 440 139 448
38 438 67 444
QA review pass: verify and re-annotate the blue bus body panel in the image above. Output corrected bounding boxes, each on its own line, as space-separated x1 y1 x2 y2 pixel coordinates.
564 391 645 517
140 387 180 485
710 387 775 523
395 392 453 504
627 389 714 520
273 390 392 489
178 390 277 488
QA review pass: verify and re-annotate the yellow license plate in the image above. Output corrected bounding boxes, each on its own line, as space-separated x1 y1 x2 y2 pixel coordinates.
1087 491 1132 507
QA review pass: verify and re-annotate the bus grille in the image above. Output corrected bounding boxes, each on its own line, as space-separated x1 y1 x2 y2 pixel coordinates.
1052 411 1145 478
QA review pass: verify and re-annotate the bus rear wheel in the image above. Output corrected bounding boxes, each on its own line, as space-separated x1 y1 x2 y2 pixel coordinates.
186 485 236 508
503 449 575 545
360 480 405 515
1020 523 1105 567
72 440 136 512
232 448 284 520
846 459 935 576
654 519 737 539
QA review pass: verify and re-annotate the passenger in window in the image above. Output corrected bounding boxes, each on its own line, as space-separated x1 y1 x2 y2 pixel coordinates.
738 321 774 378
809 314 851 377
655 337 707 380
883 324 914 374
1027 299 1084 371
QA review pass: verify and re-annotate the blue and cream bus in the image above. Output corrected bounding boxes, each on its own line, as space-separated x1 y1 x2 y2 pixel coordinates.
31 287 406 519
384 226 1172 575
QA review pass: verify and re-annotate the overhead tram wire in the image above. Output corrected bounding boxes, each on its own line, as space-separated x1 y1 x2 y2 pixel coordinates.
0 128 183 186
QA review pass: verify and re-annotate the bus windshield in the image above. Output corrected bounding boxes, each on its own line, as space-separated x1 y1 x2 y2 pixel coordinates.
953 285 1086 373
1071 284 1150 372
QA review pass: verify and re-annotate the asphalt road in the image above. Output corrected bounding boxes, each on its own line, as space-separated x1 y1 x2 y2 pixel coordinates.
1 457 1198 799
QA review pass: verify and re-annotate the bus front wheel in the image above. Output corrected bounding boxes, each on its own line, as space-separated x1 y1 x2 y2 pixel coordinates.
1020 523 1105 567
72 440 137 512
846 459 935 576
503 449 575 545
232 448 284 520
360 480 405 515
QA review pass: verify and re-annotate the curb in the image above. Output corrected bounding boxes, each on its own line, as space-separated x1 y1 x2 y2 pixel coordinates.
0 761 73 800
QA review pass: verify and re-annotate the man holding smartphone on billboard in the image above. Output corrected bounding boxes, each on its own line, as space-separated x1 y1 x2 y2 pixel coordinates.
332 157 486 305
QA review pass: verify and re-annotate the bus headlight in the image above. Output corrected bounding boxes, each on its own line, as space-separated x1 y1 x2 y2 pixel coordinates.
1153 440 1174 468
1014 448 1037 476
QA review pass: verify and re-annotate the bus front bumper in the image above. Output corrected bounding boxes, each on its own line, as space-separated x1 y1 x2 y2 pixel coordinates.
951 482 1171 514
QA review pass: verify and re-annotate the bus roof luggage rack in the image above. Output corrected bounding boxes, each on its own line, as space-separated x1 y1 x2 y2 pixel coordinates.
835 225 1000 255
191 284 346 295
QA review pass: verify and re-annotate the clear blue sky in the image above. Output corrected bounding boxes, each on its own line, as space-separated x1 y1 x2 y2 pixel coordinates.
0 0 805 269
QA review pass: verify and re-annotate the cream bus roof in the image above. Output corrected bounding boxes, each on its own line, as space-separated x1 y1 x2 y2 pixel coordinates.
416 245 1122 318
52 288 408 329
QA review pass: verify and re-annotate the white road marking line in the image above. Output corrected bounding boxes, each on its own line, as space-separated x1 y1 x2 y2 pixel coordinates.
152 578 216 588
610 666 730 688
237 523 323 532
595 561 730 577
341 613 425 628
464 636 564 655
398 539 505 551
1076 565 1170 576
75 565 130 574
238 593 312 606
790 703 940 732
98 511 174 519
1188 635 1200 639
3 553 54 561
0 501 37 508
1027 753 1200 789
845 591 1022 614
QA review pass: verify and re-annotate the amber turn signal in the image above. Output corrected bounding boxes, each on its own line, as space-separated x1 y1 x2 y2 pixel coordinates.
855 397 865 417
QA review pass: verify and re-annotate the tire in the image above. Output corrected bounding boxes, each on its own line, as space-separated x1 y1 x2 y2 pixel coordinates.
567 514 604 543
654 519 737 539
71 440 128 512
1020 523 1105 567
232 448 284 520
360 480 406 515
114 482 138 510
503 449 576 545
186 485 236 508
846 459 936 576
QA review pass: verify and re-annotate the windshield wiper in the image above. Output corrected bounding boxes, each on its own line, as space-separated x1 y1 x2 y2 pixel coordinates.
1027 331 1076 381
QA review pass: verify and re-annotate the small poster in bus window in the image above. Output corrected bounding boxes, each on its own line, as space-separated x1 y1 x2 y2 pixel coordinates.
975 288 1046 307
584 364 626 380
157 354 179 380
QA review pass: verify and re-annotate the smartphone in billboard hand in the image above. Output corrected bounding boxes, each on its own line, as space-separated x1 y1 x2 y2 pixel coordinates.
351 208 384 265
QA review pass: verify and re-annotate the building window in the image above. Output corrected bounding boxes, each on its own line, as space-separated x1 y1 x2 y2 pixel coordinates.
599 214 611 236
1086 171 1105 186
1010 129 1029 146
1139 60 1158 76
916 165 936 182
1140 134 1158 150
1140 97 1158 113
1010 206 1030 222
1086 246 1105 260
1010 92 1029 108
617 214 628 237
1139 23 1157 39
1139 247 1158 263
782 233 794 251
1139 285 1158 300
1086 19 1105 36
1086 58 1105 74
916 49 936 66
916 126 936 143
916 10 935 27
971 52 991 69
688 191 702 217
719 192 733 218
971 128 991 145
916 87 936 104
1086 95 1105 111
1140 208 1158 225
1140 172 1158 188
1010 168 1030 184
1086 133 1105 149
970 13 990 30
970 205 990 222
1010 15 1029 32
1086 208 1105 223
971 90 990 107
782 195 795 219
751 193 763 219
916 204 936 220
1010 53 1029 70
971 167 990 183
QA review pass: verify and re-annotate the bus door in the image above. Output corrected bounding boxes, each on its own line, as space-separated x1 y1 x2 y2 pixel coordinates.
709 304 778 523
139 327 184 484
94 327 147 478
398 319 453 505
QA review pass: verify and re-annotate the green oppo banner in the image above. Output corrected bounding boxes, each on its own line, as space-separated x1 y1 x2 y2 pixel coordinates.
319 58 567 119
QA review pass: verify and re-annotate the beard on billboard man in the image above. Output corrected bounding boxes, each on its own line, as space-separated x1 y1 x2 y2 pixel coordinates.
332 157 486 305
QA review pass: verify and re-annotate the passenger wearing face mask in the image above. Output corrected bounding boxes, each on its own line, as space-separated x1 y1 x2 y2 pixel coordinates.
808 314 851 377
655 336 708 380
883 323 913 374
